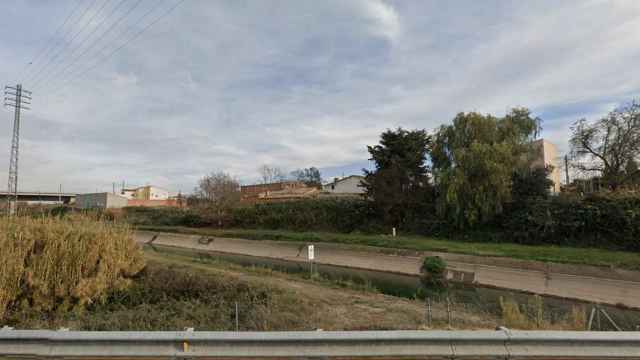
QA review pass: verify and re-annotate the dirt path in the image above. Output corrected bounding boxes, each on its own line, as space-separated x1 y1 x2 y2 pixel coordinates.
135 231 640 309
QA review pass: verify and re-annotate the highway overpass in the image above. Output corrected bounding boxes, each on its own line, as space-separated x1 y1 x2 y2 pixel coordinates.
0 191 76 204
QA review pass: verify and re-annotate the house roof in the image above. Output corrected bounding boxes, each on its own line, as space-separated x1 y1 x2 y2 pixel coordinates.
241 181 301 189
323 175 365 186
123 185 169 192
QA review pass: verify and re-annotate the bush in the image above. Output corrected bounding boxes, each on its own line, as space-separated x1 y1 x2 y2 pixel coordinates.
229 199 383 233
122 207 209 227
498 193 640 251
420 256 447 292
0 215 145 320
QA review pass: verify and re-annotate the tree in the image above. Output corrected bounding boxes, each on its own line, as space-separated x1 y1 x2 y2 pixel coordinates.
570 100 640 190
194 172 240 226
290 167 322 187
626 159 640 185
363 128 434 227
258 165 286 184
432 108 542 228
420 256 447 294
511 166 554 201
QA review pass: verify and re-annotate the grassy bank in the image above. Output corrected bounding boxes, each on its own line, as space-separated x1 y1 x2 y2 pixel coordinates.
8 244 622 330
137 225 640 271
5 249 498 330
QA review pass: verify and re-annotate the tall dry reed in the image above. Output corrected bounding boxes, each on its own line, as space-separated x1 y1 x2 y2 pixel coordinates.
0 215 145 319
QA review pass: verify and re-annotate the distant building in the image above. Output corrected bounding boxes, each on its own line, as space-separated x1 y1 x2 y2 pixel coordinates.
529 139 561 194
241 181 318 203
120 188 137 199
76 193 128 209
120 185 169 200
322 175 366 196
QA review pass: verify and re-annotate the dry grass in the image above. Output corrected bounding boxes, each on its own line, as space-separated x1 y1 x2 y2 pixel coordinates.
499 296 587 330
0 215 145 320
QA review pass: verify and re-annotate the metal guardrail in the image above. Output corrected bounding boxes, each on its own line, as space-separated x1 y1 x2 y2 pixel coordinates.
1 328 640 359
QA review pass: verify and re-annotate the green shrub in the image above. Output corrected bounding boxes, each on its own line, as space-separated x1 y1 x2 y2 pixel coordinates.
498 194 640 251
122 207 209 227
229 199 383 233
419 256 447 292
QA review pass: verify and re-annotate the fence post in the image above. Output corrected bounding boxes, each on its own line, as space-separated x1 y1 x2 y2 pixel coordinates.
446 297 452 328
587 307 596 330
425 298 432 327
235 302 239 331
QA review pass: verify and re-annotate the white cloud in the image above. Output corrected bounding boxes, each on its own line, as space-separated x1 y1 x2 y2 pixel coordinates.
0 0 638 193
356 0 401 41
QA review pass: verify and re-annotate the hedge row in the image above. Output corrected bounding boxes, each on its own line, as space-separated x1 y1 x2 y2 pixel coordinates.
121 194 640 251
496 195 640 250
120 206 209 227
230 199 383 232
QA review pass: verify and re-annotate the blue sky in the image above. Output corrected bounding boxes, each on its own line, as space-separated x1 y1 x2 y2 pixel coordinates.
1 0 639 193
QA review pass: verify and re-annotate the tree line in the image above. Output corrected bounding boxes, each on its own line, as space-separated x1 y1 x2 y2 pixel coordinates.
364 100 639 229
190 100 639 232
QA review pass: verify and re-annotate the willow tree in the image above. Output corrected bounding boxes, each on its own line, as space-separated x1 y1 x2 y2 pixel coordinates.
432 108 541 228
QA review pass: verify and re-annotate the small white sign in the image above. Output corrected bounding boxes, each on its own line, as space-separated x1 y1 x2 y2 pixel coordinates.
308 245 315 260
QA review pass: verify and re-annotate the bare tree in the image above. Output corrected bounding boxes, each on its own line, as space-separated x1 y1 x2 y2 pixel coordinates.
258 165 286 184
570 100 640 190
194 172 240 226
290 167 322 187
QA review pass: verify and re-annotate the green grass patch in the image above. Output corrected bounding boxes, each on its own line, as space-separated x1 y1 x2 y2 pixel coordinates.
137 225 640 271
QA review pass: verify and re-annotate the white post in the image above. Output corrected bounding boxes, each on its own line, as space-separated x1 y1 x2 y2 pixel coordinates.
308 245 315 278
392 227 396 237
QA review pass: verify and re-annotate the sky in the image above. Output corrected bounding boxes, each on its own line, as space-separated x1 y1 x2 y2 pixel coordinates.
1 0 639 194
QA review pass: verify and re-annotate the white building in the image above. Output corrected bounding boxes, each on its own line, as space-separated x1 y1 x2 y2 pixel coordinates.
120 185 170 200
530 139 561 194
322 175 366 194
120 188 137 200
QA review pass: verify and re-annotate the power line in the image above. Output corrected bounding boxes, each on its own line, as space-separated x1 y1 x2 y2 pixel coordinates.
48 0 185 96
15 0 84 83
32 0 135 90
44 0 169 92
27 0 113 86
23 0 105 85
21 0 102 84
33 0 146 92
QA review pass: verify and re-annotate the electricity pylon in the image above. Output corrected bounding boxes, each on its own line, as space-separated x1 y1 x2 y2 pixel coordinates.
4 84 32 216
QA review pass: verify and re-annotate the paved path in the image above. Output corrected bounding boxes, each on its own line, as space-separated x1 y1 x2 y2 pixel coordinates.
135 231 640 309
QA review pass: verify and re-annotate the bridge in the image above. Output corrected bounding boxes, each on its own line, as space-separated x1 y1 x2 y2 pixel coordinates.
1 328 639 359
0 191 76 204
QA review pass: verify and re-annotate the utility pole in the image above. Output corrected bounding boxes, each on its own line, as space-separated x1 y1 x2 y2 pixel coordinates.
4 84 32 216
564 155 570 185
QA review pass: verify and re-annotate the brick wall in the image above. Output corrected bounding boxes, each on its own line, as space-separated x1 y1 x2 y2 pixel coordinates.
126 199 186 208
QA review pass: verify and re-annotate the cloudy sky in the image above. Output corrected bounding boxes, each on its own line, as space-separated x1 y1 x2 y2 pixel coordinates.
1 0 639 194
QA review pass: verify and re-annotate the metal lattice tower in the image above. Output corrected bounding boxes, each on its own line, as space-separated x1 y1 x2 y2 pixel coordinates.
4 84 31 215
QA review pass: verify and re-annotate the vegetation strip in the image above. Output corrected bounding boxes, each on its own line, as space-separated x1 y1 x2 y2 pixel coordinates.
137 225 640 271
